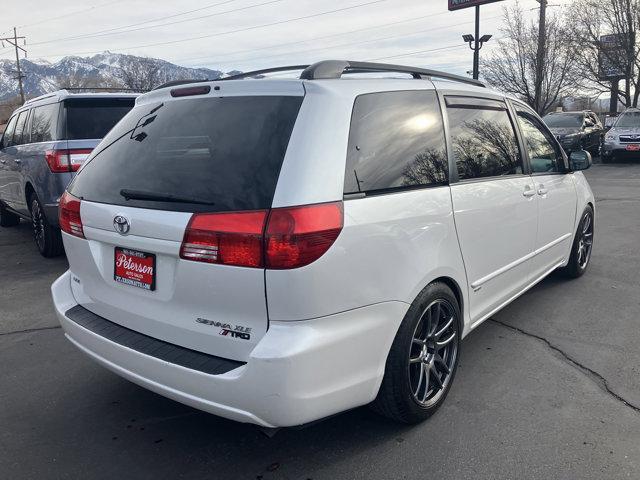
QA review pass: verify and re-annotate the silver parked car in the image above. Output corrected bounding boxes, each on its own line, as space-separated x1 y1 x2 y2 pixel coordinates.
602 108 640 163
0 90 137 256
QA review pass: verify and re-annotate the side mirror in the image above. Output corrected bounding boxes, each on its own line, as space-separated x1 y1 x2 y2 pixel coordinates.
569 150 592 171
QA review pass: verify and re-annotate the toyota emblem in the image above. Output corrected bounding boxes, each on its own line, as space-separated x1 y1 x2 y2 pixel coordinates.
113 215 131 235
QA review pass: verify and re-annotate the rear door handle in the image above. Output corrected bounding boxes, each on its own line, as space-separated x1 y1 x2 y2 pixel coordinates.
523 185 536 197
13 159 21 164
537 184 548 195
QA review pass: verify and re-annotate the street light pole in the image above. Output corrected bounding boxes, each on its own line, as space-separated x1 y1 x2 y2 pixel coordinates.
473 5 480 80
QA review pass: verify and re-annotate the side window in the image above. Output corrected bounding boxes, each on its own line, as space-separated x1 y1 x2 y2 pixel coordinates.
446 97 522 180
515 106 563 173
344 90 448 195
1 114 18 148
12 110 30 146
30 103 59 143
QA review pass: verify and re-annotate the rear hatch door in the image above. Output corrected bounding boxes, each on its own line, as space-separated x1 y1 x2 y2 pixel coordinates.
65 84 304 361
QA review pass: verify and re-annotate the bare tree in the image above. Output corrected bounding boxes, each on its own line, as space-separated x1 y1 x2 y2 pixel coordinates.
119 57 170 92
481 2 580 115
571 0 640 108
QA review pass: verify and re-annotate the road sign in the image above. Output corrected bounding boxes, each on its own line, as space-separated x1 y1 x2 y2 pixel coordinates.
448 0 503 11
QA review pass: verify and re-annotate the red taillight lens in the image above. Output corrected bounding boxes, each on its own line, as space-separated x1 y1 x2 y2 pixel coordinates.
180 210 268 267
265 202 343 269
179 202 343 269
45 149 93 173
59 191 84 238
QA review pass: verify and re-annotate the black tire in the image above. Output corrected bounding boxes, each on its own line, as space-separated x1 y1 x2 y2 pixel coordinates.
559 205 594 278
0 204 20 227
372 282 461 424
29 194 64 258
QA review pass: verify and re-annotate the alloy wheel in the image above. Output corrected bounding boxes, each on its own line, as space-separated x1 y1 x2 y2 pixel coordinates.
577 211 593 269
31 200 45 252
408 299 458 408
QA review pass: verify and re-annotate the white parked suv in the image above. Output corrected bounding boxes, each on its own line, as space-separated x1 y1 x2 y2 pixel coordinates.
51 61 595 428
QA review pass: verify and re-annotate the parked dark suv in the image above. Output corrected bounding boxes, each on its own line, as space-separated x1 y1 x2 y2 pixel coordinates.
542 110 603 155
0 90 137 256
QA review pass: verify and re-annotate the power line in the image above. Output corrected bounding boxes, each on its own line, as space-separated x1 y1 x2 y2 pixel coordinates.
367 44 466 61
178 10 453 64
207 15 501 67
54 0 238 38
30 0 282 46
29 0 389 58
18 0 127 29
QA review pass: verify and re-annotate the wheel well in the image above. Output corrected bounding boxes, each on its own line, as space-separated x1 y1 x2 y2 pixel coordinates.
432 276 463 315
25 183 35 210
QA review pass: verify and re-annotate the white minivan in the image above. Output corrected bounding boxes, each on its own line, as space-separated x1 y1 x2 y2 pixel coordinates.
51 61 594 428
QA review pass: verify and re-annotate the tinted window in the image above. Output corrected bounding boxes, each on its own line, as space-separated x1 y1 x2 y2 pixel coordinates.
543 113 584 128
64 98 135 140
516 108 563 173
344 91 447 195
12 110 30 146
447 101 521 180
31 103 59 143
69 96 303 213
1 115 18 148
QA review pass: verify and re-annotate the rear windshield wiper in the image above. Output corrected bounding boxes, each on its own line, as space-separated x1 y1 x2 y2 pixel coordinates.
120 189 215 205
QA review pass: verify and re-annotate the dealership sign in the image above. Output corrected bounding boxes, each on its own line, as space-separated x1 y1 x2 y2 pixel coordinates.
448 0 503 11
598 33 633 80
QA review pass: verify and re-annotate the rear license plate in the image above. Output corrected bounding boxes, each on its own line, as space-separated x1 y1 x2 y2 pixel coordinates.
114 247 156 291
625 144 640 151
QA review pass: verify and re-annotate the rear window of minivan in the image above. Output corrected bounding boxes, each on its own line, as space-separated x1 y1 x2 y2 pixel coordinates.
64 98 136 140
68 95 303 213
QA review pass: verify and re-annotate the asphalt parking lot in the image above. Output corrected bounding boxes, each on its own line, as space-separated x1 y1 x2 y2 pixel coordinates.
1 162 639 480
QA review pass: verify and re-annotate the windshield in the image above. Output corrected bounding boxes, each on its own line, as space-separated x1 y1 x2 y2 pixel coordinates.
543 113 583 128
614 111 640 128
69 95 303 213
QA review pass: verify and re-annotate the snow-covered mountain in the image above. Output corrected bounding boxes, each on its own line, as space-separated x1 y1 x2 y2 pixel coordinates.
0 52 234 100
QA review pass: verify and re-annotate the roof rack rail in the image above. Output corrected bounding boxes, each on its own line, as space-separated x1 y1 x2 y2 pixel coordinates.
153 79 210 91
300 60 485 87
216 60 484 88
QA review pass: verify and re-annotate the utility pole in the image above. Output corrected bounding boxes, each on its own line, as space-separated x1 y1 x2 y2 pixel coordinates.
533 0 547 114
1 28 27 104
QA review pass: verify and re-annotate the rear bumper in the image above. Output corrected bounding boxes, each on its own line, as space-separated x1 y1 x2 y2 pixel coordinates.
52 271 407 427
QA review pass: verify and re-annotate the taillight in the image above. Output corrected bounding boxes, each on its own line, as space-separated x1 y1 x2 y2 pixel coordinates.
59 191 84 238
45 149 93 173
180 210 268 267
179 201 343 269
265 202 343 269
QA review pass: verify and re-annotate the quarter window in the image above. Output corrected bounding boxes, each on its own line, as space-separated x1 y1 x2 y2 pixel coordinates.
446 99 522 180
515 107 563 173
344 91 448 195
30 103 59 143
11 110 30 146
1 114 18 148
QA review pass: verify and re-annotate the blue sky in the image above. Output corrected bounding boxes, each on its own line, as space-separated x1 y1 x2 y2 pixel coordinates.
0 0 570 75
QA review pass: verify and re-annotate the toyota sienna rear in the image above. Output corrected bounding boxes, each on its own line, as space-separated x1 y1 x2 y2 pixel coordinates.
52 61 595 428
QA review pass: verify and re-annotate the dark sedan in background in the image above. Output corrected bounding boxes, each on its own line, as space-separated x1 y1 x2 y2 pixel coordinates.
543 110 603 156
